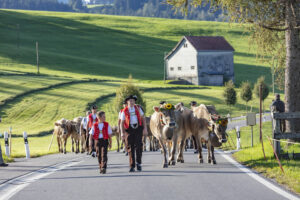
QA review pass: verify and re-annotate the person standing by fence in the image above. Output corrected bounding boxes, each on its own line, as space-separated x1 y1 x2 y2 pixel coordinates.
271 94 285 133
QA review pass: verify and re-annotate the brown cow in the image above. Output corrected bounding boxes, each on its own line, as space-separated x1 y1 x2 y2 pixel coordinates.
143 116 159 152
111 125 122 152
192 104 228 164
54 118 70 154
70 117 83 154
150 104 182 168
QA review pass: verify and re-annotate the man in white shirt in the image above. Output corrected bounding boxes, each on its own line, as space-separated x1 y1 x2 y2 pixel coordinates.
87 105 98 156
118 101 127 155
89 111 112 174
121 95 147 172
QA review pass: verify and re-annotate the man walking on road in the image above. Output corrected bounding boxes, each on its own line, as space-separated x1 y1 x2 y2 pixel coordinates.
121 95 147 172
89 111 112 174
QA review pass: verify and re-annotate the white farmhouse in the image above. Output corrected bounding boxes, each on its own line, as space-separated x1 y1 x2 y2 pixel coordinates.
164 36 235 86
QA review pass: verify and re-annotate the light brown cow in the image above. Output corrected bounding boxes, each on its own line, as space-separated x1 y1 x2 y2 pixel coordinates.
54 118 70 154
192 104 228 164
150 104 182 168
70 117 83 154
143 116 159 152
175 104 211 164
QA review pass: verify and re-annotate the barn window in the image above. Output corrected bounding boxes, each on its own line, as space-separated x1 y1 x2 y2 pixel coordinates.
191 66 195 70
170 67 174 71
183 43 188 48
178 67 182 70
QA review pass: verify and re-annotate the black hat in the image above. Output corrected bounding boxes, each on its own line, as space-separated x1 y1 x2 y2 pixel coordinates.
160 101 166 105
91 105 97 110
275 93 280 99
190 101 197 106
125 95 137 102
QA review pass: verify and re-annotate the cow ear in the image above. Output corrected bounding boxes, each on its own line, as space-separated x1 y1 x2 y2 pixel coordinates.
55 122 60 126
153 106 160 112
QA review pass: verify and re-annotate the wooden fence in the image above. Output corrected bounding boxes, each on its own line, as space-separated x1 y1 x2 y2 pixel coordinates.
271 111 300 156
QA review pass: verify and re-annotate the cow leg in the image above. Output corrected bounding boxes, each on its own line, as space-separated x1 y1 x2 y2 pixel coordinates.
158 138 168 168
207 140 212 164
63 138 67 154
76 139 79 154
57 136 62 153
149 136 153 151
196 134 203 163
177 137 185 163
211 145 216 164
71 136 75 153
169 136 177 166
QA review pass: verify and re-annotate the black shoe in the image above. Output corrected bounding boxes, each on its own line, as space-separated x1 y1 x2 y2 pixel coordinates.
125 152 128 156
136 164 142 171
91 151 96 157
129 167 135 172
102 168 106 174
0 163 8 167
194 150 199 154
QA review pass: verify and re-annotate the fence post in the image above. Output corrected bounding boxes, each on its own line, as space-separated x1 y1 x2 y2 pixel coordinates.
23 132 30 159
4 131 9 157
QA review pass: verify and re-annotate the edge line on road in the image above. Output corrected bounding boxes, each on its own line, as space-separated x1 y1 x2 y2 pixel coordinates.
217 150 300 200
0 157 84 200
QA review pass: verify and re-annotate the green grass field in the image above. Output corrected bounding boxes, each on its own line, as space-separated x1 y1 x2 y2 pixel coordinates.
0 9 272 85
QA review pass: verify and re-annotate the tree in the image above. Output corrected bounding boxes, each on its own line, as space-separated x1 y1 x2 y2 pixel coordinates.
240 81 252 112
167 0 300 138
115 76 146 113
223 80 237 113
254 76 269 111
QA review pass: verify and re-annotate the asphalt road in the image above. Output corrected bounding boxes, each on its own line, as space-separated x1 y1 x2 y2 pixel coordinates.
1 149 299 200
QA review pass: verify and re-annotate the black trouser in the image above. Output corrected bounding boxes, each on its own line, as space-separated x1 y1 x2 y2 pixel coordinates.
86 129 95 153
95 139 108 169
125 125 143 168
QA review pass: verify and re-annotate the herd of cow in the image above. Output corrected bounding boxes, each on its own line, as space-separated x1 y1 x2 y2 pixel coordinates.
52 102 228 168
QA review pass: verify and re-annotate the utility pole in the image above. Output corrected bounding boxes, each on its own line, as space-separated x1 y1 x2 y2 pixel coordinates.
36 42 39 75
164 52 167 84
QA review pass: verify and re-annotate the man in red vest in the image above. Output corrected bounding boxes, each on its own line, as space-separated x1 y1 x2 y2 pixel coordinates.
121 95 148 172
87 105 98 156
90 111 112 174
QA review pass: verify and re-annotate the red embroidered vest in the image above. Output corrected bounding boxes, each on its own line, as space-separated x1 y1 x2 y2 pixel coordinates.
124 105 142 129
93 122 109 140
88 113 98 128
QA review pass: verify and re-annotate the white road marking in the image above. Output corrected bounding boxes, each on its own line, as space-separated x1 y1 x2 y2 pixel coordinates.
0 158 83 200
218 150 300 200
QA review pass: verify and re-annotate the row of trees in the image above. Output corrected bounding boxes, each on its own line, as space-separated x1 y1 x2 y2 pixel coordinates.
89 0 225 21
0 0 84 12
223 77 270 113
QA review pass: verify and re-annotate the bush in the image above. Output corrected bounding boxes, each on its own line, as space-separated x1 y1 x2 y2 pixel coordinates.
240 81 252 111
254 76 269 101
223 80 237 107
115 77 146 112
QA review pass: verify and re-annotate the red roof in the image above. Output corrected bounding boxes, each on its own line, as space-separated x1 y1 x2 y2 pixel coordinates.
185 36 235 51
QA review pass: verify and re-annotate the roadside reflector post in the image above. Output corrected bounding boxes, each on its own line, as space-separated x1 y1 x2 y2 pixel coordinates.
23 132 30 159
236 126 241 150
4 132 10 157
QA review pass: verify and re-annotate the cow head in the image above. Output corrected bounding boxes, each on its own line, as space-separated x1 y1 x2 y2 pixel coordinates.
210 115 228 143
55 122 68 135
158 103 176 128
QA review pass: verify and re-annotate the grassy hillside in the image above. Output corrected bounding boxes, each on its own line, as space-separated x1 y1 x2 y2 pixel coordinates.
0 9 271 85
